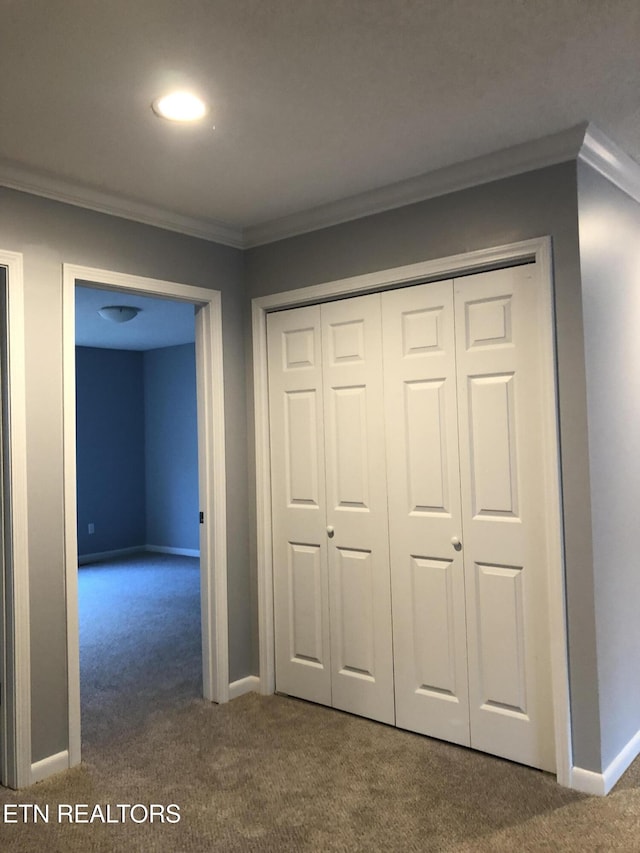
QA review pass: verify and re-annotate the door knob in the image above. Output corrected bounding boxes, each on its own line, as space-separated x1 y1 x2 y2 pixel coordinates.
451 536 462 551
327 525 335 538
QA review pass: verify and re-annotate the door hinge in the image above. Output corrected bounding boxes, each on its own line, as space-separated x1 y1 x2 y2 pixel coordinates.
199 511 204 524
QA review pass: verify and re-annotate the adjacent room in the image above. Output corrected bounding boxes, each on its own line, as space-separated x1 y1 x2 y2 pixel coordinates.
74 284 203 748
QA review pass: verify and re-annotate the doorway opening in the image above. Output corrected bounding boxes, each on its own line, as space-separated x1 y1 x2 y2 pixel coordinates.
63 265 228 768
75 284 203 749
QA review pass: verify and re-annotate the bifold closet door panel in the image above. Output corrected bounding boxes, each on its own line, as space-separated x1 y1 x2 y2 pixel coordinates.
454 265 555 772
321 294 395 725
382 281 471 746
267 306 332 706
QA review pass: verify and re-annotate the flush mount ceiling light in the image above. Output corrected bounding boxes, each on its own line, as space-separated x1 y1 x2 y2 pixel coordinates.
98 305 141 323
151 91 208 122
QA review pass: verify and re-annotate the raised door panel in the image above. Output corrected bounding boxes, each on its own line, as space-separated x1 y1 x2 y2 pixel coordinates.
321 294 395 725
454 265 555 771
382 282 470 745
330 385 370 510
334 547 376 679
467 374 519 519
267 307 331 705
287 543 324 666
474 562 527 713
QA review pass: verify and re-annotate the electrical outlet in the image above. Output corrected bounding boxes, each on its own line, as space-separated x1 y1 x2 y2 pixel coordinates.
88 523 95 535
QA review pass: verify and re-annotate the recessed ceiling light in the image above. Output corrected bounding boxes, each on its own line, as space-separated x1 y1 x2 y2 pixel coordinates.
152 91 208 122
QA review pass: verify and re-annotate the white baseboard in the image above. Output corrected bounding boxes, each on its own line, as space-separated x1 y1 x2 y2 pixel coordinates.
571 727 640 796
145 545 200 558
229 675 260 700
78 546 144 565
31 750 69 785
603 728 640 793
570 767 606 796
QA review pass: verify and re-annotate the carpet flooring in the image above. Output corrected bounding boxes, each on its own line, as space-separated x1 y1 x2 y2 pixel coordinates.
1 553 640 851
77 552 202 748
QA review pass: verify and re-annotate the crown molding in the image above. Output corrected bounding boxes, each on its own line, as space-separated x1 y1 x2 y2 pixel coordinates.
579 122 640 205
0 159 244 249
6 123 635 252
244 124 589 247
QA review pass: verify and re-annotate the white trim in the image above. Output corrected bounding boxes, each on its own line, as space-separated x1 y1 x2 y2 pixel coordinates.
5 124 639 253
0 249 32 790
251 237 571 785
2 125 591 251
228 675 261 700
579 123 640 206
63 264 229 773
602 728 640 794
253 242 558 313
30 750 69 785
533 240 573 789
0 158 243 248
252 299 275 696
570 766 605 797
572 737 640 797
145 545 200 558
244 125 588 247
195 296 229 704
77 546 144 566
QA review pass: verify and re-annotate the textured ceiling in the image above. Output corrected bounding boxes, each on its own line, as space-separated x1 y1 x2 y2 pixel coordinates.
2 1 639 234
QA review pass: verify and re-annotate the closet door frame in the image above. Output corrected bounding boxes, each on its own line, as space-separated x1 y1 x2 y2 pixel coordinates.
252 236 570 786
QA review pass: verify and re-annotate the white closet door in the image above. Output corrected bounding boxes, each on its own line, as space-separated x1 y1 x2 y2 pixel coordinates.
454 265 555 772
382 281 470 745
267 306 331 705
322 294 395 724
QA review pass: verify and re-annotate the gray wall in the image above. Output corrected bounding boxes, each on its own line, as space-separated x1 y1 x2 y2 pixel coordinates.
578 161 640 770
246 162 602 772
0 187 250 763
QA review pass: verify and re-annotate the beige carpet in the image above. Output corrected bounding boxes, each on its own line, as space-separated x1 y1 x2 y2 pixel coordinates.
2 692 640 852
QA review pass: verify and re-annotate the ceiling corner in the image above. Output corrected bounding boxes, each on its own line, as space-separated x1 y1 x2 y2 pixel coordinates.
579 123 640 206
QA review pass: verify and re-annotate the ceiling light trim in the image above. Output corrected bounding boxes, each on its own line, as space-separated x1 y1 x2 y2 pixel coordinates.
244 124 590 247
0 158 244 248
578 123 640 206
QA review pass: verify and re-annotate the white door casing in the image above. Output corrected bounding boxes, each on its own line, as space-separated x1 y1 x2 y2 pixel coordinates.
0 250 31 789
63 264 229 773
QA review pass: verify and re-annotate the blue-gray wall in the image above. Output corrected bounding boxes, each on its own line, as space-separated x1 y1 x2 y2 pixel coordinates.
76 343 199 556
75 347 146 555
144 344 199 551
